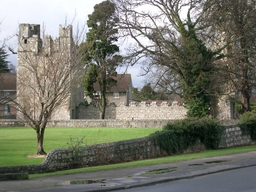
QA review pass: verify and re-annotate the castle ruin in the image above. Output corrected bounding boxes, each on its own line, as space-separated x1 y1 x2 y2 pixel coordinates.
16 24 235 122
17 24 84 121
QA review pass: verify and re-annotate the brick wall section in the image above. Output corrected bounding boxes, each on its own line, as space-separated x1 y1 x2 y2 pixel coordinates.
0 123 253 174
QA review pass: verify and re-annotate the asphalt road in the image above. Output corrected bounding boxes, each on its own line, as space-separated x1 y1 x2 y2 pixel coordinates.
116 165 256 192
2 151 256 192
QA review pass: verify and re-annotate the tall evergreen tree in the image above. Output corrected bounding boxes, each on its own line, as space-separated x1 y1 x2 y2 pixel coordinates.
81 0 122 119
0 47 10 73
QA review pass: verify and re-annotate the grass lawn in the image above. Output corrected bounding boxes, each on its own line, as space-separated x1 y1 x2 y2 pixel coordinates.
0 127 161 166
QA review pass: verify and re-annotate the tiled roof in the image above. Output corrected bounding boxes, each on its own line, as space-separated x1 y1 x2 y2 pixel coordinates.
93 74 132 92
0 73 16 90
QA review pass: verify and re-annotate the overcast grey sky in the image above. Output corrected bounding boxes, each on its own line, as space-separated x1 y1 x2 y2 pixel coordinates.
0 0 145 88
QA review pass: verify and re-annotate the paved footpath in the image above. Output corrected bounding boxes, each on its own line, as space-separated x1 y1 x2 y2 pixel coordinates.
1 151 256 192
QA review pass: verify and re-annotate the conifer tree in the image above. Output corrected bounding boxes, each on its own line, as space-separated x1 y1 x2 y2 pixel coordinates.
81 0 122 119
0 47 10 73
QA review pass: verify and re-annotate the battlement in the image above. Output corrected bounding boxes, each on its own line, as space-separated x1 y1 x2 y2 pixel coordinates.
116 100 183 107
79 101 187 120
59 25 72 38
17 23 82 121
19 24 40 39
18 24 73 55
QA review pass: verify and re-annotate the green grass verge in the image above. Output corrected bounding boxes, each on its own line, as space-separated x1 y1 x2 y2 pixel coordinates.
30 144 256 179
1 127 256 180
0 127 160 166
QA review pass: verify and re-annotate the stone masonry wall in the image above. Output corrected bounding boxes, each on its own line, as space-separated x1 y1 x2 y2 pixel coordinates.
48 119 171 128
79 101 187 120
0 137 166 174
117 101 187 120
0 120 25 127
0 124 253 174
219 125 252 148
0 119 172 128
17 24 84 121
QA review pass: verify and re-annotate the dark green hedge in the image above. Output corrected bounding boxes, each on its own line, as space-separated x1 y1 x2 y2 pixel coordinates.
239 111 256 141
150 117 224 155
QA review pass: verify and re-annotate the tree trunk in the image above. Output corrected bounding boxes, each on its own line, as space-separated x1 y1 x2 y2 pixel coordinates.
240 60 251 113
36 127 47 155
100 69 107 119
241 90 251 113
101 92 106 119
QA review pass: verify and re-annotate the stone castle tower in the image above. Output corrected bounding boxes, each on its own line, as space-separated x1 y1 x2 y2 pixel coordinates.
17 24 84 120
215 32 237 120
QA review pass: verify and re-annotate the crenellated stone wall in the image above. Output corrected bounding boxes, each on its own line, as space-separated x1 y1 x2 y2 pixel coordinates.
79 101 187 120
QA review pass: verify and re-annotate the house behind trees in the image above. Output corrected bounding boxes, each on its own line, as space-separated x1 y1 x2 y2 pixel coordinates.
0 73 16 119
92 74 133 106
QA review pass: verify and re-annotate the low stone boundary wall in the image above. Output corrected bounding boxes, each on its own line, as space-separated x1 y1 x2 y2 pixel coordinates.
0 172 28 181
0 120 25 127
219 125 252 148
0 124 253 175
0 137 167 174
0 119 172 128
0 164 48 175
48 119 171 128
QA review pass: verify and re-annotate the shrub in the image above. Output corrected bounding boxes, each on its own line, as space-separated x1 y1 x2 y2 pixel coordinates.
150 130 187 155
150 117 224 155
66 136 86 168
239 111 256 141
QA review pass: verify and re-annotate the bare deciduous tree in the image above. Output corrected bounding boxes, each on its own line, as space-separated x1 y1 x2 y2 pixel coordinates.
12 24 84 155
112 0 229 117
145 63 183 97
